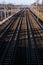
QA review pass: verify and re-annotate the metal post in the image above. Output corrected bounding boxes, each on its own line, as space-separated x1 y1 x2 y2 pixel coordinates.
42 0 43 6
2 1 6 18
4 7 6 18
1 11 2 20
36 0 39 21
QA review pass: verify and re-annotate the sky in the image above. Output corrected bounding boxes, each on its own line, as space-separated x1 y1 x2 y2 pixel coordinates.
0 0 42 5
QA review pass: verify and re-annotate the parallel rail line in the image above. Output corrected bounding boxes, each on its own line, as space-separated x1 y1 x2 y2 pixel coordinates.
0 9 43 65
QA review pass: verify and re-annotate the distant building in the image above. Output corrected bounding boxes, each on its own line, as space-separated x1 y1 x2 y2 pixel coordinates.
30 2 43 11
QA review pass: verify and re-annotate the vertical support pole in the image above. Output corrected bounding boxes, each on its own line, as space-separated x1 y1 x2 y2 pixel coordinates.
36 0 39 21
42 0 43 6
4 8 6 18
1 11 2 20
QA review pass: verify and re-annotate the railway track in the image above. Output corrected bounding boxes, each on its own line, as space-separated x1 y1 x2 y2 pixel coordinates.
0 9 43 65
27 10 43 64
0 10 24 64
0 10 24 38
30 10 43 28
